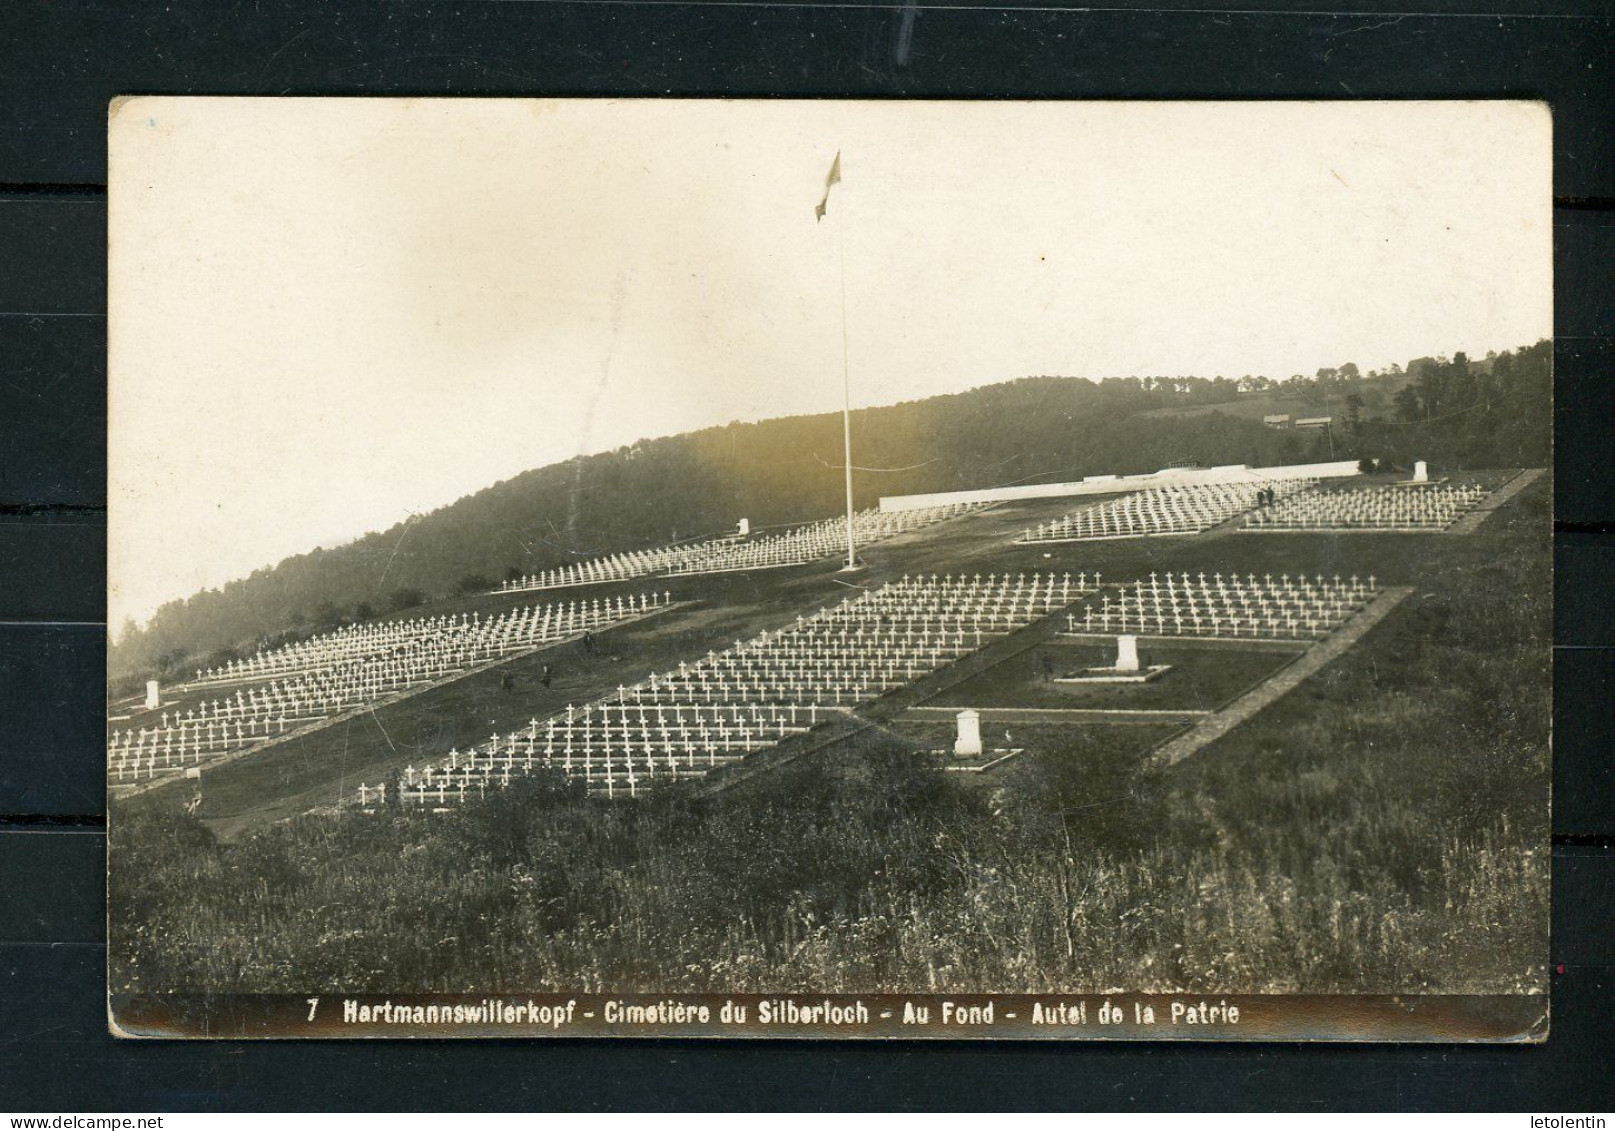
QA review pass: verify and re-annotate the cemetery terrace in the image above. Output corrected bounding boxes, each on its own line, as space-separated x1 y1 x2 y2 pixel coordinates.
1241 483 1491 532
1017 480 1314 544
1072 571 1378 642
108 592 670 784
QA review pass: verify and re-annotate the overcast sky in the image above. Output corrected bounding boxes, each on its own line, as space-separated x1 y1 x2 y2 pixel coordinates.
108 98 1552 633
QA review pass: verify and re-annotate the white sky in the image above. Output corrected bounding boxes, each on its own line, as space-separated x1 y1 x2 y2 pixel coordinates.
108 98 1552 634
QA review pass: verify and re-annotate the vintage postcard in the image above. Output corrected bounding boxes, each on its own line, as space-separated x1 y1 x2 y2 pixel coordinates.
106 98 1552 1040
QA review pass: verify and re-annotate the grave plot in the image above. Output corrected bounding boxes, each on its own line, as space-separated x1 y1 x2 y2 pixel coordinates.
359 570 1094 806
665 503 984 576
108 592 671 785
1240 483 1490 532
1073 571 1378 642
1017 480 1314 543
903 571 1391 785
888 719 1183 823
496 538 730 594
924 639 1300 713
186 610 493 689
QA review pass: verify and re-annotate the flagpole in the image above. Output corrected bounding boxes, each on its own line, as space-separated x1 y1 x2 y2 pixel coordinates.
837 168 857 572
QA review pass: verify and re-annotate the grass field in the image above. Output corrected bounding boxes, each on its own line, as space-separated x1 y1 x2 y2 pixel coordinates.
926 642 1300 712
109 470 1550 997
878 718 1185 839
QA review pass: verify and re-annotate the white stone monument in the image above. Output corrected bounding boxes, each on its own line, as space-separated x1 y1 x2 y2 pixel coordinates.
737 517 750 537
954 709 983 757
1115 634 1140 673
144 680 160 710
1060 631 1169 683
1413 460 1429 483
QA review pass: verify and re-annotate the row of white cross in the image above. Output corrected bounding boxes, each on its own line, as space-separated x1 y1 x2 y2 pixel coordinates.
663 504 985 575
496 539 731 594
493 503 983 595
358 571 1093 807
189 610 494 687
1074 572 1379 641
361 702 820 807
1243 484 1490 531
1019 480 1317 543
108 592 669 782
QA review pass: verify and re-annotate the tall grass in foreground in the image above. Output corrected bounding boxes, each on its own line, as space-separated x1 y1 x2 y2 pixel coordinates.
110 741 1545 996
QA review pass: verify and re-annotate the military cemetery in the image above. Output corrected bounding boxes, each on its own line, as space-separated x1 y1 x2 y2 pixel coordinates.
104 322 1556 1031
108 421 1551 1005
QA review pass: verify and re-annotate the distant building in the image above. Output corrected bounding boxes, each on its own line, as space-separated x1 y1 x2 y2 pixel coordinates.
1294 416 1333 429
1263 414 1291 427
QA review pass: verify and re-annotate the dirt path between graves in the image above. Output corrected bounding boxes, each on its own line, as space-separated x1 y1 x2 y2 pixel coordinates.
899 705 1210 725
1144 586 1413 769
1447 468 1545 534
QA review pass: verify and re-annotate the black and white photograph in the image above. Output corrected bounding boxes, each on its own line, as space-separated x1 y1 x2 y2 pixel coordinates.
104 97 1553 1040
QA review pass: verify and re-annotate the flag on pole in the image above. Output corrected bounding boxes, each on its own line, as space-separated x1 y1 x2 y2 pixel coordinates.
815 151 841 222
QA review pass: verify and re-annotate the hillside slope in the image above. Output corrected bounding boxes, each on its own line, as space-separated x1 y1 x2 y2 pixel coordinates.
114 341 1550 680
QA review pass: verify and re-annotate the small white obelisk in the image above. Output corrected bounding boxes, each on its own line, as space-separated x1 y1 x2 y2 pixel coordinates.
1115 635 1140 673
954 709 983 757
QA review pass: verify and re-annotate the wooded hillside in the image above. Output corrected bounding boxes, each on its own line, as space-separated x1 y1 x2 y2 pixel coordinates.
112 340 1550 681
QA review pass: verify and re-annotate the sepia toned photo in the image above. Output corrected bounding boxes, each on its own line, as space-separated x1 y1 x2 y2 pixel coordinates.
105 98 1553 1040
